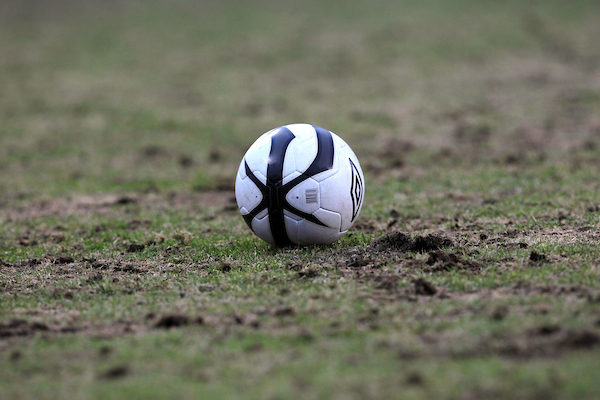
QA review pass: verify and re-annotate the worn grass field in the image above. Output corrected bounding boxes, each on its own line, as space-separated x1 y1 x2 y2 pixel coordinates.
1 0 600 399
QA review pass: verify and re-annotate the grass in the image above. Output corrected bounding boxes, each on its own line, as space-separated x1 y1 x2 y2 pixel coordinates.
2 0 600 399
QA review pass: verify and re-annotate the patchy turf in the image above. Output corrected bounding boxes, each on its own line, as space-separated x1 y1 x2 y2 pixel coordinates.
2 0 600 399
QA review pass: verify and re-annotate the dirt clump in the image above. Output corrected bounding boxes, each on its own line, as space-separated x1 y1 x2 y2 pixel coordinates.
113 264 143 274
98 365 130 380
273 307 295 317
370 232 412 252
426 250 482 273
298 268 319 278
405 371 425 386
90 261 108 270
414 278 437 296
490 306 509 321
370 231 452 253
9 350 22 362
560 330 600 349
531 325 561 336
52 256 74 264
9 258 42 268
345 258 371 268
0 319 50 338
218 262 232 272
373 275 400 291
153 314 191 329
529 251 548 263
413 235 453 253
427 251 461 266
114 196 137 205
126 243 145 253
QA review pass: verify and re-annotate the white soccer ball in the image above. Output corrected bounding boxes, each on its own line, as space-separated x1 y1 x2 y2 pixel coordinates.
235 123 365 246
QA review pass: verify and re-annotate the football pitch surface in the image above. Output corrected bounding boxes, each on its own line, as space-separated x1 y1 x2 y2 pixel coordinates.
1 0 600 398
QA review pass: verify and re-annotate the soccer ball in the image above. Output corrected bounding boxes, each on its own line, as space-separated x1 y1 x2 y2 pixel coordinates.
235 123 365 246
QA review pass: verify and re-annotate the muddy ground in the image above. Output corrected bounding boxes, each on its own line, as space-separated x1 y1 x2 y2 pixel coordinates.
1 186 599 363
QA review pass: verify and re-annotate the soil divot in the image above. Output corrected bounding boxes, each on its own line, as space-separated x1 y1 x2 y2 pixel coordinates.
298 268 319 278
126 244 145 253
560 330 600 349
113 264 143 274
154 314 190 329
0 319 49 338
370 232 452 253
529 251 548 263
53 256 74 264
426 250 481 273
99 365 129 380
532 325 561 336
273 307 295 316
374 275 400 291
414 278 437 296
412 235 453 253
370 232 412 252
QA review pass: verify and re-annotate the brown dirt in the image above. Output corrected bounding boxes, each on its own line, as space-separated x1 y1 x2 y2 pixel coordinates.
426 251 482 273
2 292 599 360
369 231 453 253
0 319 50 338
0 191 235 222
413 278 437 296
98 365 130 380
2 190 600 362
153 314 193 329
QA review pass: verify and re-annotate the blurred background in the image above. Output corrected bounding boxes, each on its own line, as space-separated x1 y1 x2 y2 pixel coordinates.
1 0 599 196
